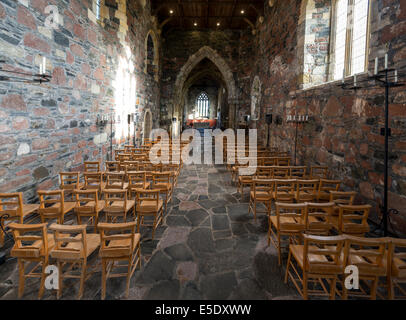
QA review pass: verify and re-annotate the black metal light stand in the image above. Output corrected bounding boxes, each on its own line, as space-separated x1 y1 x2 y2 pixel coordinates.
339 69 405 236
287 115 309 166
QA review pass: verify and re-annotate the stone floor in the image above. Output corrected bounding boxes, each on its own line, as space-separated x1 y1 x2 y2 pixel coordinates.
0 159 302 300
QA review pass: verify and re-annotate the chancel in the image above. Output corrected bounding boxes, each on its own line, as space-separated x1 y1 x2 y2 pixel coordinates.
0 0 405 302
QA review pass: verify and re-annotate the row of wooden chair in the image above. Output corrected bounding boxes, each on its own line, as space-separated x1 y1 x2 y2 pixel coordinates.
235 165 329 188
268 202 371 265
8 221 141 300
285 234 406 300
248 178 353 219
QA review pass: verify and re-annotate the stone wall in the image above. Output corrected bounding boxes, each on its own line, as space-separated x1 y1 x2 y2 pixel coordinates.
0 0 160 202
253 0 406 234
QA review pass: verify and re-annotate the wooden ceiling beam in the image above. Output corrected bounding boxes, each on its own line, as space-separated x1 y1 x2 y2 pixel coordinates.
177 0 185 29
228 0 237 29
205 0 209 28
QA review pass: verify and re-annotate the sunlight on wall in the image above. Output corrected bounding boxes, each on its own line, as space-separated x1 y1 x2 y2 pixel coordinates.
112 47 137 143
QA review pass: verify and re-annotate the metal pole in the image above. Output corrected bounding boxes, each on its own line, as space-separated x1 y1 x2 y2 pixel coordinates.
110 113 113 161
383 70 389 236
294 121 298 166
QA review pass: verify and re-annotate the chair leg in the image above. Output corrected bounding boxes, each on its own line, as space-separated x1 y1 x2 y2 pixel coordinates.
388 274 394 300
138 243 142 268
101 260 107 300
254 200 257 222
78 262 86 299
38 259 47 299
267 219 271 247
330 277 337 300
18 260 25 298
285 248 292 284
94 215 99 233
57 261 63 299
125 257 132 299
342 279 348 300
303 272 309 300
152 216 157 240
0 219 5 248
278 234 282 266
371 277 378 300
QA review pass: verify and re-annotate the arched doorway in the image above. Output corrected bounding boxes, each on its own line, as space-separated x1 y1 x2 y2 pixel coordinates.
143 109 153 143
172 46 237 131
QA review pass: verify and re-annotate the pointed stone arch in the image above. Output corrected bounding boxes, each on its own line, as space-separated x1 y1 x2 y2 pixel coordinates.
172 46 237 128
144 29 159 81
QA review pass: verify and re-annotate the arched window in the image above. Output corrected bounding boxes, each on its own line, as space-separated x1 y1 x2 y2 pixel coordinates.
144 31 159 81
332 0 371 80
196 92 209 118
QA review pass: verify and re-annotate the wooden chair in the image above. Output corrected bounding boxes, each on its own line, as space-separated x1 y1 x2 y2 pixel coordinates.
317 179 341 202
73 190 104 232
342 236 388 300
151 172 173 215
37 190 76 224
273 167 290 179
105 172 128 190
103 189 135 222
8 223 54 299
98 222 141 300
128 172 150 197
329 191 357 215
49 224 100 299
304 202 335 236
273 179 296 203
0 193 39 247
237 170 255 196
310 165 329 179
289 166 307 179
268 202 306 265
387 238 406 300
105 161 120 173
249 179 273 221
255 166 273 180
135 189 164 240
331 204 371 236
59 172 83 199
122 161 139 175
276 157 291 166
84 161 100 172
83 172 105 193
165 163 181 186
285 234 346 300
295 179 319 203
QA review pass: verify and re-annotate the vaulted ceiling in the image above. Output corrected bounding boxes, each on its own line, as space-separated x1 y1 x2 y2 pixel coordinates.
151 0 265 33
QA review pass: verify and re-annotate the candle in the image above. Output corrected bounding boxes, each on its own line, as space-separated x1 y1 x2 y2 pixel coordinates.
43 57 46 74
39 63 42 75
374 57 378 75
395 70 398 83
385 54 388 69
342 69 345 84
354 74 357 87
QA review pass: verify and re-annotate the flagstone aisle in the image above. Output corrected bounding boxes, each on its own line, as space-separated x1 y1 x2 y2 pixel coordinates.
126 162 300 300
0 162 300 300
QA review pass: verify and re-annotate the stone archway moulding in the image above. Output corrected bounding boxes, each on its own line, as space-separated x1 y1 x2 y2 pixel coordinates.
143 108 153 143
172 46 237 126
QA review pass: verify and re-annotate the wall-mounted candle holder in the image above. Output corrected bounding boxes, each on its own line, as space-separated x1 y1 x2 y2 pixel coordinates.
0 59 52 84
